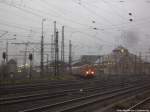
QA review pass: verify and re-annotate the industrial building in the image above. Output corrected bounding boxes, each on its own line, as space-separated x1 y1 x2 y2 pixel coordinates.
75 46 150 75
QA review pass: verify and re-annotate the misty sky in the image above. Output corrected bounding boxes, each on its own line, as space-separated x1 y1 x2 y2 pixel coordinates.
0 0 150 64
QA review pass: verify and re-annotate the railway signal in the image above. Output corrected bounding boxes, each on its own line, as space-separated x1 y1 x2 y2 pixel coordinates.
69 40 72 75
28 53 33 79
129 18 133 22
29 53 33 61
11 42 52 76
2 52 6 60
128 12 133 22
129 12 132 16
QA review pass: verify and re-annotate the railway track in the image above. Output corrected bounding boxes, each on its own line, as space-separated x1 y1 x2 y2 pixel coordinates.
128 96 150 111
0 80 111 97
1 74 148 95
0 78 129 111
0 86 104 105
0 78 129 98
1 76 145 105
1 79 110 99
1 83 147 111
1 74 148 97
1 75 150 112
92 88 150 112
0 79 138 106
18 83 150 112
0 80 88 95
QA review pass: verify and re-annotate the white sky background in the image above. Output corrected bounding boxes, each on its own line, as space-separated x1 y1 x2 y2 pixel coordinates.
0 0 150 65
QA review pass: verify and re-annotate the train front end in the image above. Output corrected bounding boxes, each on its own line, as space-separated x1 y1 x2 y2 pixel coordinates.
82 66 96 78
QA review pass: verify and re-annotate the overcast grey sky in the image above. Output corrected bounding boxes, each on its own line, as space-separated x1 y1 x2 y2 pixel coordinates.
0 0 150 64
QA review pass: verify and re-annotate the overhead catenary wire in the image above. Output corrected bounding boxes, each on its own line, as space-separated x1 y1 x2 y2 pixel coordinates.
0 0 131 31
65 25 116 45
39 0 94 27
46 0 150 30
71 0 150 30
0 1 93 29
1 0 150 32
0 0 148 50
101 0 128 20
0 0 150 49
40 0 130 27
83 0 129 30
0 22 35 32
0 0 117 46
0 1 43 18
72 0 130 29
0 3 41 24
8 0 93 28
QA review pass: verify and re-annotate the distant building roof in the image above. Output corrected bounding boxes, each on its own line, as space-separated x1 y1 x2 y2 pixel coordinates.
7 59 17 64
112 45 128 54
81 55 101 64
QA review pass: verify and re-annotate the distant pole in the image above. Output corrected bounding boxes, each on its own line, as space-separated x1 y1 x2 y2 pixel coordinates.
24 43 28 77
29 58 32 79
134 55 137 75
61 26 65 62
32 48 35 67
6 40 8 63
29 53 33 79
139 52 142 74
54 21 57 75
55 31 59 75
40 18 46 77
46 54 49 74
51 35 54 62
61 26 65 72
69 40 72 75
144 55 148 74
24 43 28 65
54 22 56 50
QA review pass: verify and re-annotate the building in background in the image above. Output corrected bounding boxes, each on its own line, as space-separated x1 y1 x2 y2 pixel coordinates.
73 46 150 75
97 46 150 75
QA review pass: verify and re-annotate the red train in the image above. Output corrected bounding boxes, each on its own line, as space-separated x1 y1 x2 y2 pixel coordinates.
72 64 96 78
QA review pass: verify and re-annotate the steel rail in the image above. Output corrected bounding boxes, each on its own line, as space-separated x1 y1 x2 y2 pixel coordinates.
59 85 150 112
19 84 150 112
128 96 150 110
0 80 123 105
0 77 142 105
0 80 100 95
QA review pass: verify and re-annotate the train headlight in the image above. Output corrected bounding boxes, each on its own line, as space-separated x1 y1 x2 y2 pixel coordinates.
91 71 94 74
86 71 89 74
